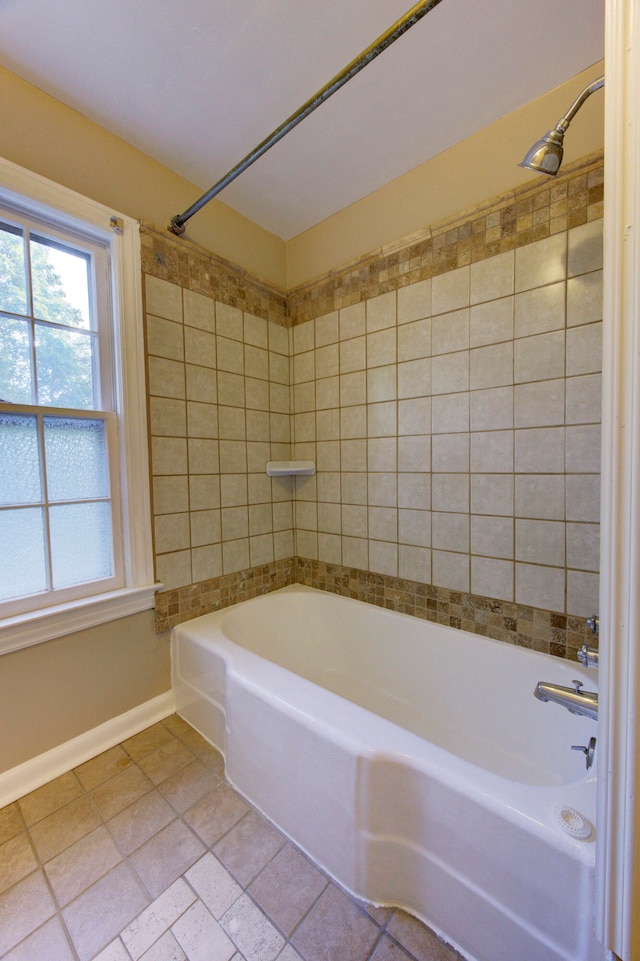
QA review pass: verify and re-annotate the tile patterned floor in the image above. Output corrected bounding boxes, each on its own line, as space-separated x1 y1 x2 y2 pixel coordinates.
0 716 464 961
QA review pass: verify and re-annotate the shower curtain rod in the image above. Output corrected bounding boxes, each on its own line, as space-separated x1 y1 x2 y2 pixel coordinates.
168 0 445 236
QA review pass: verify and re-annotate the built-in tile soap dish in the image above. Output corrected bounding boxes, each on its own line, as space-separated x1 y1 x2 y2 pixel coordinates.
266 460 316 477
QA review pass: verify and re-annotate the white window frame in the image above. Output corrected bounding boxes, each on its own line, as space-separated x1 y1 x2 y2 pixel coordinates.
0 156 158 654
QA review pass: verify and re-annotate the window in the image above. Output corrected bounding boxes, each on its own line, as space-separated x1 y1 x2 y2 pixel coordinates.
0 158 155 652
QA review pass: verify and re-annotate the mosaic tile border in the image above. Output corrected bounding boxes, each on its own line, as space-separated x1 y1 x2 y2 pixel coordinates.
155 556 597 662
154 558 296 632
287 150 604 325
140 151 603 332
140 224 288 326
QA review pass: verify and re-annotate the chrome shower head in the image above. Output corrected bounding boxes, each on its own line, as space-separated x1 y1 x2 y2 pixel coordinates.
519 127 565 176
519 75 604 177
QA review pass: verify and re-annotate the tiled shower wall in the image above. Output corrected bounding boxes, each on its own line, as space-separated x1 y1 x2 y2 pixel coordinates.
144 275 295 596
146 153 603 655
291 218 602 618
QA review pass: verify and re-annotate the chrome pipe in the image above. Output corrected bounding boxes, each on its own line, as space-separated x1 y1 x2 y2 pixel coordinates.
168 0 445 235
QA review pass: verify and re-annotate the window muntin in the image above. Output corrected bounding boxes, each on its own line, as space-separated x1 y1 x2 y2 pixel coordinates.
0 203 122 615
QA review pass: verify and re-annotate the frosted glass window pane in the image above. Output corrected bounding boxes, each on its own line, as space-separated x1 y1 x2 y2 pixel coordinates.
44 417 108 501
0 317 33 404
0 507 47 600
30 234 91 329
0 221 28 316
50 502 113 588
0 414 42 505
35 325 96 409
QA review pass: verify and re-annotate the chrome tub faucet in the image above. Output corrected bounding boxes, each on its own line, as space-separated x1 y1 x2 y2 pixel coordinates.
533 679 598 721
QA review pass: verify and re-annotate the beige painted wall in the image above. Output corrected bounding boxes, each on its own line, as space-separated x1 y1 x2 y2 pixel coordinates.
0 613 169 773
0 65 287 289
287 62 605 288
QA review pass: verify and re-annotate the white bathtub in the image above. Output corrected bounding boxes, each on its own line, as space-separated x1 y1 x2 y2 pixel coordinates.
172 584 600 961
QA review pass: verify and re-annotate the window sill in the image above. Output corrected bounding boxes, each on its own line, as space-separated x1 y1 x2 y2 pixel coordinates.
0 585 163 656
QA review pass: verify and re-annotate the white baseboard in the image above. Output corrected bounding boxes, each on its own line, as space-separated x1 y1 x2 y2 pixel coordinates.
0 690 175 808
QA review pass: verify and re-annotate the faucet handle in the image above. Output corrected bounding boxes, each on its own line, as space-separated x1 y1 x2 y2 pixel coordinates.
578 644 600 669
572 679 584 694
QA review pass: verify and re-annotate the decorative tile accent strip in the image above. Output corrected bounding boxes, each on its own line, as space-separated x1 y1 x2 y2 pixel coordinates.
140 224 288 326
288 151 604 325
156 556 595 662
154 558 296 632
293 558 596 662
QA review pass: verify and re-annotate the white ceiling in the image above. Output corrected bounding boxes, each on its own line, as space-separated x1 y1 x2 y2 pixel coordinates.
0 0 604 240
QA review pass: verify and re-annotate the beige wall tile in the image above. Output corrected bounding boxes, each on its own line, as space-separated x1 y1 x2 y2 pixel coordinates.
191 510 221 547
184 289 215 332
514 330 565 384
516 519 565 566
366 291 396 332
397 318 430 362
342 535 368 569
514 380 564 428
566 424 601 473
398 435 430 472
515 426 564 473
566 323 602 376
514 475 564 520
566 373 602 424
432 434 469 473
470 474 514 517
152 438 188 476
431 308 469 356
145 277 183 322
568 219 603 277
431 350 469 394
399 545 431 582
223 538 250 573
216 303 243 341
567 570 599 617
187 402 218 439
368 437 396 472
566 475 600 523
432 265 469 315
470 250 514 305
470 515 513 559
470 342 512 390
469 297 513 348
146 316 184 361
187 365 218 404
397 279 431 325
368 507 397 542
431 474 468 513
432 512 469 553
339 302 365 340
471 556 513 601
369 540 398 577
567 270 603 327
185 328 216 368
471 430 513 473
470 386 513 431
514 233 566 292
149 397 187 438
515 562 565 611
155 550 191 590
432 550 469 592
367 328 396 368
148 357 186 400
315 311 339 347
514 282 565 338
397 359 429 399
